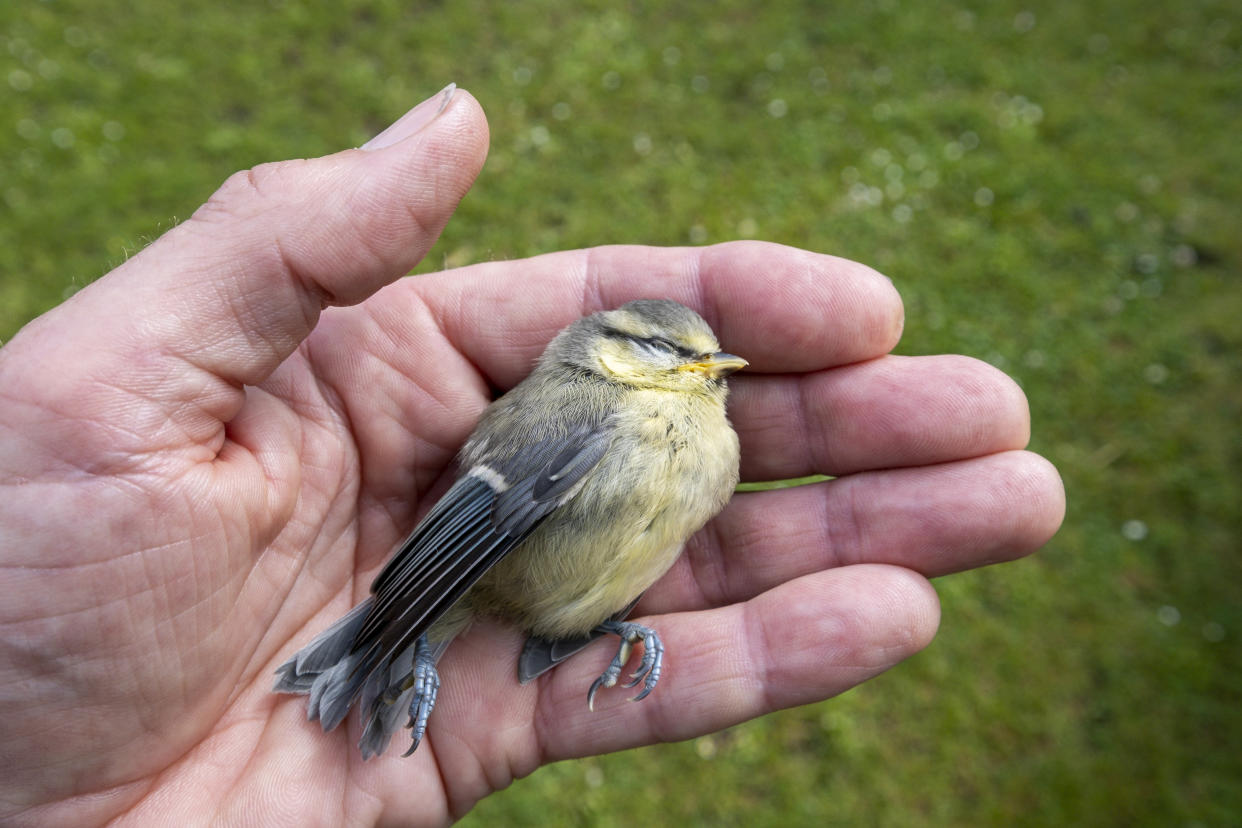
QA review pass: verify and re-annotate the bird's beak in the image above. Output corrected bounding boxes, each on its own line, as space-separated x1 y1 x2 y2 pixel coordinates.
679 352 748 379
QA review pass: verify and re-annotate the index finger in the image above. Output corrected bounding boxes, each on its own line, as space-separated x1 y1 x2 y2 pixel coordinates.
402 241 904 388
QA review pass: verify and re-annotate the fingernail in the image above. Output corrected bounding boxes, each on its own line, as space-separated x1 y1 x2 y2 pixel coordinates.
361 83 457 151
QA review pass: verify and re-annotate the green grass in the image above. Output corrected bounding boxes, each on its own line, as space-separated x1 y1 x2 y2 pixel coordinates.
3 0 1240 824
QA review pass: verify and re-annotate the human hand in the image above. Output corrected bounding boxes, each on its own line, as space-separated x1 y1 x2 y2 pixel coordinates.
0 87 1064 825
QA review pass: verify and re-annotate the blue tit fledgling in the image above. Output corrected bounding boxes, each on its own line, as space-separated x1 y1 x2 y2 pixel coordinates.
274 299 747 759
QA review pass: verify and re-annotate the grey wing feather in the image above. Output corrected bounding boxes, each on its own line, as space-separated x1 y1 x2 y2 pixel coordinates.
532 432 614 500
356 422 616 676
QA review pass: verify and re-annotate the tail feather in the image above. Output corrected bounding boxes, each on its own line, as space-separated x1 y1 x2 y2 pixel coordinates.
357 642 415 726
359 659 413 760
274 598 377 731
517 597 643 683
274 598 462 758
518 629 600 683
311 650 373 731
274 599 373 688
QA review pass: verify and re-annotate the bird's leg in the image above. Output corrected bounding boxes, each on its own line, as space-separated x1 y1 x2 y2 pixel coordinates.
378 635 441 757
587 620 664 711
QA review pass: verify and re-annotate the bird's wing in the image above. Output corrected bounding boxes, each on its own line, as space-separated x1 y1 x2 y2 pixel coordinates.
356 422 616 665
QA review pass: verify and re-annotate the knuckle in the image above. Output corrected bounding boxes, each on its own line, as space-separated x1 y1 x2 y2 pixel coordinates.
191 159 303 226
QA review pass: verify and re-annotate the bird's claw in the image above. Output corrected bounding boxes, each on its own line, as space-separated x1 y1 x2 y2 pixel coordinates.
587 620 663 711
399 637 440 756
622 637 662 691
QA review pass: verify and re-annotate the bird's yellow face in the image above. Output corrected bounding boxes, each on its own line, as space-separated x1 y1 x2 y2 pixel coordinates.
586 303 747 394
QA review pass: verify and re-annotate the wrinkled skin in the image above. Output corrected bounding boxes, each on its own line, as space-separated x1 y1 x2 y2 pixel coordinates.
0 90 1065 826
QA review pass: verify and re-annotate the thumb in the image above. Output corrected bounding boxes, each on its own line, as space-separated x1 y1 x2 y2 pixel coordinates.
0 84 488 457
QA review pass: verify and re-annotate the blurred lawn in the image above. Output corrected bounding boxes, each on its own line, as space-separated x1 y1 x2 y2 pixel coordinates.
3 0 1240 824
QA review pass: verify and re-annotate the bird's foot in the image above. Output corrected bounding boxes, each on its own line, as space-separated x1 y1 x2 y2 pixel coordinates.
380 636 441 757
587 620 664 711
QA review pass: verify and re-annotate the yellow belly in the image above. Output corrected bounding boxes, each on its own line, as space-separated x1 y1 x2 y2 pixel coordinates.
465 390 739 638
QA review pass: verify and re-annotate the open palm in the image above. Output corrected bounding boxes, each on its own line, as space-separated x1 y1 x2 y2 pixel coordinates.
0 91 1063 826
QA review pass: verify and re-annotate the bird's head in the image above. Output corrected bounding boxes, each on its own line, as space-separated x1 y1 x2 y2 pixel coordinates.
546 299 747 394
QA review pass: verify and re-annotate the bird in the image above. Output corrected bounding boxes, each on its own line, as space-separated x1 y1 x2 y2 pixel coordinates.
273 299 747 759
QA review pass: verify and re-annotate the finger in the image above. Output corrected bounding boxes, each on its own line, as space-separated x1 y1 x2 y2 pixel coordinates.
0 86 489 458
393 242 904 388
646 450 1065 615
731 354 1031 481
533 564 939 762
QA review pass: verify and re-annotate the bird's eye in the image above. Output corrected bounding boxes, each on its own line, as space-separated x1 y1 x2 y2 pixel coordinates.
643 337 679 355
